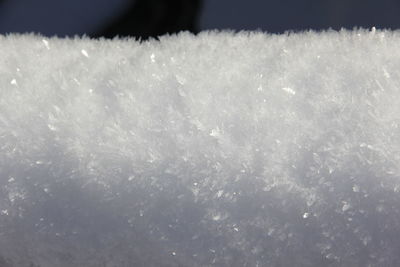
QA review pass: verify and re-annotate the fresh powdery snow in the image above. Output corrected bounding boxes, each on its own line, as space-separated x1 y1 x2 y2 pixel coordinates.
1 30 400 266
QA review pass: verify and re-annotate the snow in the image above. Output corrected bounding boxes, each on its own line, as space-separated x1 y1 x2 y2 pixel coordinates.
1 30 400 266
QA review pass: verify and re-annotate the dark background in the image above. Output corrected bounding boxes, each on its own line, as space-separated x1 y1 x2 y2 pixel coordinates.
0 0 400 38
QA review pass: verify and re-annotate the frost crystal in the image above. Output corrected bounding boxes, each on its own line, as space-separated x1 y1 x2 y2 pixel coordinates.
81 49 89 58
1 30 400 266
282 87 296 95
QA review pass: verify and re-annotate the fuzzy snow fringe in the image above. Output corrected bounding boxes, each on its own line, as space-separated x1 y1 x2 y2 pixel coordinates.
1 30 400 266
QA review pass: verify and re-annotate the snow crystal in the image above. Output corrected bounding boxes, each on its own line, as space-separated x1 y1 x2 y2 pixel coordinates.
281 87 296 95
1 29 400 266
81 49 89 58
9 79 17 85
42 39 50 50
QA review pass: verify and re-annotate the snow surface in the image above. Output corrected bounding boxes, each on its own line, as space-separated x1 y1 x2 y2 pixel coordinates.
1 30 400 266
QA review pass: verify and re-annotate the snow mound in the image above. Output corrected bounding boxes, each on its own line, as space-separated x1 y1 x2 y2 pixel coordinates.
1 30 400 266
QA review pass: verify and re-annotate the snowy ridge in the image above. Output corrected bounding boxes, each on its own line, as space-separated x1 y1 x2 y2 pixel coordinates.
1 30 400 266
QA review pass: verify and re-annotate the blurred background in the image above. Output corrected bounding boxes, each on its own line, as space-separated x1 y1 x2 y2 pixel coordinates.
0 0 400 38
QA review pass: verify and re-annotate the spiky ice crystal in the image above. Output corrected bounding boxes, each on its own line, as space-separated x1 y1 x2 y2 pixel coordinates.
1 30 400 266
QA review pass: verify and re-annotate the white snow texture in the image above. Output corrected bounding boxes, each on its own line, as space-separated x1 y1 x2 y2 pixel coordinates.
1 30 400 266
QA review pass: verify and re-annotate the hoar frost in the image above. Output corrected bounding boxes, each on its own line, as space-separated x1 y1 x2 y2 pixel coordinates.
1 29 400 266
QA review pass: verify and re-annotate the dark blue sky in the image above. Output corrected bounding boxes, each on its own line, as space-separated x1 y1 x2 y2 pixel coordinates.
0 0 400 36
0 0 129 36
201 0 400 32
